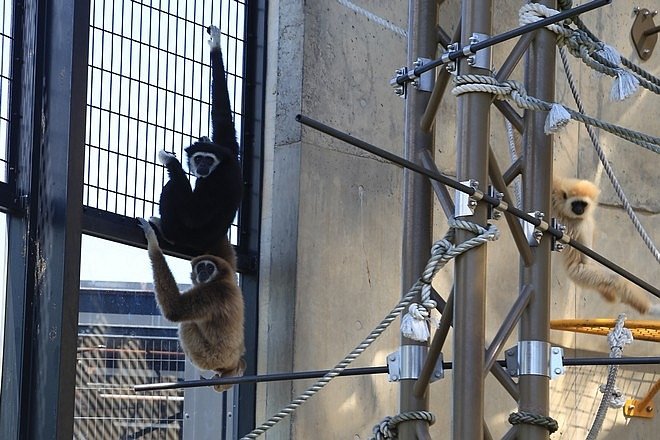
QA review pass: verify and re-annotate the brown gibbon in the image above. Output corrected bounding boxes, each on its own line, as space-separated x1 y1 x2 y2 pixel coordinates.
551 177 659 315
138 218 246 391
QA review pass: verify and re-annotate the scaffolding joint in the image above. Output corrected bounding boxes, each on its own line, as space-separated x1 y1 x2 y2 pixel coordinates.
466 33 492 70
388 346 443 382
487 186 505 220
551 218 567 252
522 211 545 247
506 342 564 379
455 179 480 217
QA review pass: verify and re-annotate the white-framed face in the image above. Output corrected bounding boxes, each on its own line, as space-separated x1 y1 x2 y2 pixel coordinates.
193 259 218 284
189 152 221 178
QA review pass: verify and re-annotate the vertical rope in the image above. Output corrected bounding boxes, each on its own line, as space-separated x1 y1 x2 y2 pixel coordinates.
559 47 660 263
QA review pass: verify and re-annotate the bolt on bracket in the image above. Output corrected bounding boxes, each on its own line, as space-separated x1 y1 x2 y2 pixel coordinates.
551 218 567 252
487 186 505 220
412 58 434 92
387 346 443 382
455 179 480 218
522 211 545 247
466 33 492 70
505 342 564 379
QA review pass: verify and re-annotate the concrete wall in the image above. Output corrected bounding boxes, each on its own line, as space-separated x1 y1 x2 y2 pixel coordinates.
258 1 659 439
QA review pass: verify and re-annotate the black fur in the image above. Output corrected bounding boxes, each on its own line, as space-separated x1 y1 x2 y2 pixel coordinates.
157 27 243 256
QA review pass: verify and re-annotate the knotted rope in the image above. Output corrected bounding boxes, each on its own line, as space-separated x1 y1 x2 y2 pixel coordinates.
370 411 436 440
508 411 559 433
452 74 660 154
241 220 499 439
586 314 633 440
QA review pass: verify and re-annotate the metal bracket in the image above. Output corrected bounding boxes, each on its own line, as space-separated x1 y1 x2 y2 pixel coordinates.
391 67 408 97
466 33 492 70
631 7 659 61
445 42 459 75
387 346 443 382
412 58 434 92
522 211 544 247
550 218 566 252
623 379 659 418
487 186 504 221
455 179 479 218
505 343 564 379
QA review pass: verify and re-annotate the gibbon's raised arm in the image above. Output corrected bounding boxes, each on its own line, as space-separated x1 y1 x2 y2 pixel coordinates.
208 25 239 156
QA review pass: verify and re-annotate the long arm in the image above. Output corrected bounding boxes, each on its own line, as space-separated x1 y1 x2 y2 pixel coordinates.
208 25 239 155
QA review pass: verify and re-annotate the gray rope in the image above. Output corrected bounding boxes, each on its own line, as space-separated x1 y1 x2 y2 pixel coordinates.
452 74 660 154
337 0 407 38
504 118 522 209
508 411 559 433
370 411 436 440
559 47 660 263
586 314 633 440
241 220 499 439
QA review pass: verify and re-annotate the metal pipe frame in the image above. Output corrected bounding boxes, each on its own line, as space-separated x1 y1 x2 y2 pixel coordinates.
399 1 437 438
518 0 556 436
452 1 493 437
296 115 660 299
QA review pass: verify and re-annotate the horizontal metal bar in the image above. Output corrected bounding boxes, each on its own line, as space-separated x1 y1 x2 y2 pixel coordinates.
296 114 659 299
394 0 612 85
134 356 660 392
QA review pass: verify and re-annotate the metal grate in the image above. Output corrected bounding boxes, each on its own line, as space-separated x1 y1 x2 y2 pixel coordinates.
84 0 246 243
75 329 185 440
0 0 12 182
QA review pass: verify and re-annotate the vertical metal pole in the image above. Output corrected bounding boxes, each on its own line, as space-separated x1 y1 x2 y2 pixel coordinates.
518 0 556 438
1 1 90 439
399 1 437 438
452 0 492 439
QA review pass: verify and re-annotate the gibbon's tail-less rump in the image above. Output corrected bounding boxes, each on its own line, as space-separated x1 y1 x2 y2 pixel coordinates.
138 218 246 392
551 177 659 315
154 25 243 259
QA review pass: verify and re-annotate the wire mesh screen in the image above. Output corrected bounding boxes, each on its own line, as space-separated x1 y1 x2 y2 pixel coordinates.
0 0 12 182
75 328 185 439
84 0 245 241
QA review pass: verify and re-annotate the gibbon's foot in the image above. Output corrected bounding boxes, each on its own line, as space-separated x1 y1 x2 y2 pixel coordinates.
137 217 158 246
198 135 211 143
147 216 175 245
212 359 246 393
157 150 177 166
207 25 221 50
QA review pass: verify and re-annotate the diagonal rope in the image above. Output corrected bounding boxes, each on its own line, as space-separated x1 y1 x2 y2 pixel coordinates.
241 220 499 439
337 0 407 38
559 47 660 263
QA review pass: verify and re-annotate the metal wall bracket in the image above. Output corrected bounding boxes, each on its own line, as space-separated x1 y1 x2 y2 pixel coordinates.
505 343 564 379
522 211 544 247
550 218 566 252
455 179 479 218
387 346 443 382
631 7 659 61
412 58 434 92
467 33 492 70
623 379 659 419
487 186 504 221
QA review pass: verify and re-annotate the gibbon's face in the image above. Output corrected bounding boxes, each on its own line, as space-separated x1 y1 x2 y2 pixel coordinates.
193 259 218 284
553 178 600 219
190 152 221 178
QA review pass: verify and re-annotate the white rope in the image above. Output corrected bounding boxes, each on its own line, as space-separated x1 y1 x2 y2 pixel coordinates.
586 314 633 440
337 0 407 38
559 47 660 263
241 220 499 439
504 118 522 209
451 74 660 154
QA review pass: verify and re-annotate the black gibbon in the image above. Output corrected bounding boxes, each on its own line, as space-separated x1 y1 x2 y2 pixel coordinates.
154 25 243 260
552 177 658 315
138 218 246 392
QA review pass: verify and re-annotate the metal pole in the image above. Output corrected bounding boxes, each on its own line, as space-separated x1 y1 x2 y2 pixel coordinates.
518 0 556 437
399 1 437 438
453 0 492 438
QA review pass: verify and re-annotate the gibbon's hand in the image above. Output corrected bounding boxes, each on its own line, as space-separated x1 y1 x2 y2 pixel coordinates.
137 217 158 247
158 150 178 166
207 25 221 49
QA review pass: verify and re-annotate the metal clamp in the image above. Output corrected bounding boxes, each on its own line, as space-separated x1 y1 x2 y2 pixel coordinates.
445 42 459 75
412 58 434 92
505 342 564 379
522 211 544 247
466 33 492 70
387 346 443 382
455 179 479 218
550 218 566 252
487 186 505 221
391 67 408 97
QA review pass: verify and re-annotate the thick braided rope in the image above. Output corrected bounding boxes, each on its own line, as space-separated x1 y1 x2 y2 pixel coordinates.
337 0 407 38
508 411 559 433
370 411 436 440
586 314 633 440
558 0 660 88
241 221 499 439
452 74 660 154
523 2 660 95
560 47 660 263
